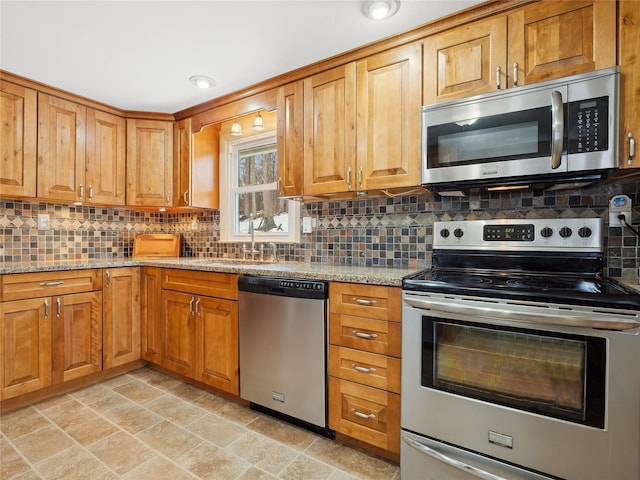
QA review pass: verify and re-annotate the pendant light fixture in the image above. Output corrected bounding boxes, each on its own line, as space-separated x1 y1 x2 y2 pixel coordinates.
252 112 265 131
231 122 243 136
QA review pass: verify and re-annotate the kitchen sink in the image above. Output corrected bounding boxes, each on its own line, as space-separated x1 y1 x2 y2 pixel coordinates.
183 257 276 266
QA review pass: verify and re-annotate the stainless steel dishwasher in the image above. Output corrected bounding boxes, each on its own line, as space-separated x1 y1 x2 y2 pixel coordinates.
238 275 333 436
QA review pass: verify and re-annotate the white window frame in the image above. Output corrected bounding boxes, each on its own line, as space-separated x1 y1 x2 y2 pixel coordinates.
219 131 300 243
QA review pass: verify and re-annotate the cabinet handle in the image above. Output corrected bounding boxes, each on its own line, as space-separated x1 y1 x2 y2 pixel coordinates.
88 185 93 201
166 192 171 205
44 299 49 318
183 190 189 203
39 281 64 287
195 298 201 316
105 270 111 288
357 166 363 189
513 62 518 87
189 297 195 315
352 297 378 306
352 330 378 340
628 132 636 166
56 297 61 318
277 176 282 194
351 408 376 420
496 66 501 90
79 183 84 199
346 166 352 190
352 364 377 374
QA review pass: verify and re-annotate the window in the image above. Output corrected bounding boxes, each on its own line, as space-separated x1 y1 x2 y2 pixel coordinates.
220 131 300 243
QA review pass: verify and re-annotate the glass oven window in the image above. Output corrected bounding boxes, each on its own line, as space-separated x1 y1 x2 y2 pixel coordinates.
422 318 606 428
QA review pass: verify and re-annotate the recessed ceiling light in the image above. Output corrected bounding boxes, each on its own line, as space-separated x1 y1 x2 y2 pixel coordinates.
362 0 400 20
189 75 216 89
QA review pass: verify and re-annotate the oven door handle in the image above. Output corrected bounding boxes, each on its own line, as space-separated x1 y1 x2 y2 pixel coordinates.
402 436 508 480
405 297 640 331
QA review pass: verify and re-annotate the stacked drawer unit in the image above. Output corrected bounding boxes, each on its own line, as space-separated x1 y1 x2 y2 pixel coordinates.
328 282 402 454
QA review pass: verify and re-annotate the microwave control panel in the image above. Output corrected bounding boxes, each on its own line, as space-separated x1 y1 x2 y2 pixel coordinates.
567 96 609 154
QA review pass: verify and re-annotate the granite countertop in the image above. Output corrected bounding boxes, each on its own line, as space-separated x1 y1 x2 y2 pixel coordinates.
0 257 422 287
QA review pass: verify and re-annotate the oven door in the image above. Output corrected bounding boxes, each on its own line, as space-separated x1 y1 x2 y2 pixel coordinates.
401 291 640 480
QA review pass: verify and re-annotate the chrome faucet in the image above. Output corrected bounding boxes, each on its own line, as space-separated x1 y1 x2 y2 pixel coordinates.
268 242 278 263
243 213 259 260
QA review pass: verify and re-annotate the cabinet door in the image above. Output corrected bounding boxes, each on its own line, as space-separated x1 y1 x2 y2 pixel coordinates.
277 80 304 197
357 43 422 190
103 268 140 369
507 0 616 87
0 81 37 198
174 118 192 207
51 291 102 384
126 119 173 206
303 63 357 195
0 298 51 400
196 296 239 395
86 108 126 205
619 0 640 169
161 290 195 376
191 123 220 208
37 93 87 202
423 16 506 105
141 267 163 364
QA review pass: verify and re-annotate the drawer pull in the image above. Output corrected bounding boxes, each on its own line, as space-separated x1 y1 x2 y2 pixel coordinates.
352 330 378 340
352 297 378 306
39 281 64 287
352 364 377 374
352 408 376 420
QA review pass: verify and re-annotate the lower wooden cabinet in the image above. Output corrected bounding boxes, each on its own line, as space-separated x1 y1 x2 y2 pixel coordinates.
103 267 140 369
141 267 163 364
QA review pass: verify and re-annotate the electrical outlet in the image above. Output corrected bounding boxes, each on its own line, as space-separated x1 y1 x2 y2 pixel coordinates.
609 195 632 227
37 214 50 230
302 216 314 233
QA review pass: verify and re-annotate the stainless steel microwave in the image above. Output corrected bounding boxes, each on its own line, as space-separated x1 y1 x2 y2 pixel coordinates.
422 67 619 194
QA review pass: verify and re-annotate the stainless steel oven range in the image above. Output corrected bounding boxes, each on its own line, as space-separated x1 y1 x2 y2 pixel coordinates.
401 218 640 480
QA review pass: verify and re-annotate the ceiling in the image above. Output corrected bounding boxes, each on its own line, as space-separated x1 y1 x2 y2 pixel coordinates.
0 0 484 114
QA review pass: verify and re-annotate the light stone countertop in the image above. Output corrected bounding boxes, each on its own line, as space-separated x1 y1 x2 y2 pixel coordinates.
1 257 422 287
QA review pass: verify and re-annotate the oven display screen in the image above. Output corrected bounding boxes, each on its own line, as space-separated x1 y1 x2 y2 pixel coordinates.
484 224 534 241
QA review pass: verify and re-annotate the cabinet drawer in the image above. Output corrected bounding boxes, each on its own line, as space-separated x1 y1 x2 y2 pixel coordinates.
329 314 401 357
161 269 238 300
328 377 400 454
330 282 401 321
0 269 102 301
329 345 400 393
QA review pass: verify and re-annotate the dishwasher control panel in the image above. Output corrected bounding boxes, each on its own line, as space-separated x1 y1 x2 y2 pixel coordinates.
239 275 328 299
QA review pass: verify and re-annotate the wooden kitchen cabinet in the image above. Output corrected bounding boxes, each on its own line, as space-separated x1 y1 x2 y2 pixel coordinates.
161 269 239 395
424 0 616 104
618 0 640 169
174 118 220 208
0 270 103 400
103 267 140 369
328 282 402 455
0 81 37 198
277 80 304 198
37 94 125 204
141 266 163 364
126 118 174 207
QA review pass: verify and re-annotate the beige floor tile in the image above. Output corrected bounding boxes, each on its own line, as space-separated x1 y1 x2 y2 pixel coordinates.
99 374 134 389
190 390 229 413
74 386 132 414
64 415 120 446
145 395 206 426
169 382 208 402
280 454 335 480
8 470 42 480
35 444 110 480
227 431 298 476
236 466 279 480
11 424 75 464
121 456 196 480
33 393 73 411
246 414 317 451
39 398 98 429
216 401 260 426
136 420 202 460
0 406 50 439
176 441 250 480
186 413 246 448
113 379 164 404
1 436 33 480
88 431 156 475
102 403 163 434
328 471 360 480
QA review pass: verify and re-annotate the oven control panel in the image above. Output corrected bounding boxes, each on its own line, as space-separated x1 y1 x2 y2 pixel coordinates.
434 218 602 251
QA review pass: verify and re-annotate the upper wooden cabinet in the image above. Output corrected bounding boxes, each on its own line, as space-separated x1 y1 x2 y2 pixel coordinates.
424 0 616 104
277 80 304 198
126 118 174 207
304 43 422 195
174 118 220 208
0 82 37 198
37 94 125 204
619 0 640 169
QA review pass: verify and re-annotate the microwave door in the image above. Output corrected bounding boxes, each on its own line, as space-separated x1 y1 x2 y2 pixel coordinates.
423 86 569 186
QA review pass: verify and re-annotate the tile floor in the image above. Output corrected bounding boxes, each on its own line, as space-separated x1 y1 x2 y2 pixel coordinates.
1 367 400 480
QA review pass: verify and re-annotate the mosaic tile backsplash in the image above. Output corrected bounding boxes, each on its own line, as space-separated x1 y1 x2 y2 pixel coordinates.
2 178 639 281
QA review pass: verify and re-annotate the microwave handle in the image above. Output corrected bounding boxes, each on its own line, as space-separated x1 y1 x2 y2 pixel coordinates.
550 90 564 169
